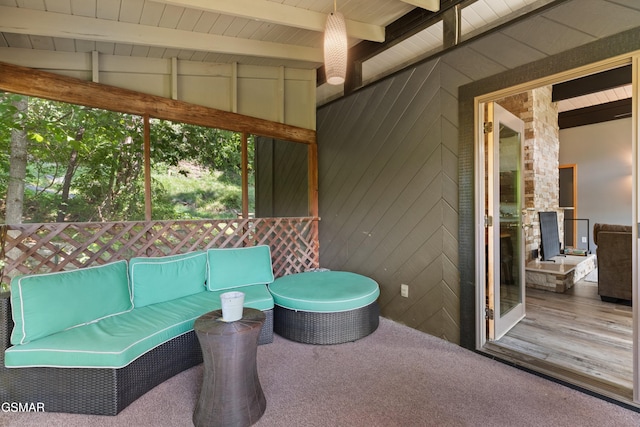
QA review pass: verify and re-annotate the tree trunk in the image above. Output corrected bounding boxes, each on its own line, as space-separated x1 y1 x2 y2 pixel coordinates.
5 96 28 224
56 128 83 222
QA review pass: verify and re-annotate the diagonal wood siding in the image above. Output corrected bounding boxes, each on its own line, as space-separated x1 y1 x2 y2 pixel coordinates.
317 59 464 343
316 0 640 347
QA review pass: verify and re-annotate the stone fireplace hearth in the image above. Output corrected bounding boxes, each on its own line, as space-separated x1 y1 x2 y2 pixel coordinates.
525 254 596 293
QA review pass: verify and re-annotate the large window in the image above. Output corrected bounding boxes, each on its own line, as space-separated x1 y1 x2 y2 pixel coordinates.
0 62 319 224
0 94 264 223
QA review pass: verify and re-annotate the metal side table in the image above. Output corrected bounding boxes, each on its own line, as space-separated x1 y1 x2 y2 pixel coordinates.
193 308 266 427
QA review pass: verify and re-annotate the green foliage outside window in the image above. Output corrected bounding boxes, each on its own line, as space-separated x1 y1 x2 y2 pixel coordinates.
0 93 254 223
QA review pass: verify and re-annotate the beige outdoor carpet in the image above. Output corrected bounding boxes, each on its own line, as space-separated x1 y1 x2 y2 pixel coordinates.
4 317 640 427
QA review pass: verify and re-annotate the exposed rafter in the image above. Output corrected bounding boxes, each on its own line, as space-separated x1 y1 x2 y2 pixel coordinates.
552 65 632 101
154 0 386 42
558 99 632 129
0 6 323 63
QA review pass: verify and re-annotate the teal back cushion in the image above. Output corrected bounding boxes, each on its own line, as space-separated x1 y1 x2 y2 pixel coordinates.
10 260 131 345
129 251 207 308
207 246 275 291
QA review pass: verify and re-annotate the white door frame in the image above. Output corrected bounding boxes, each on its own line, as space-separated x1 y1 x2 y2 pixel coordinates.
632 54 639 403
474 52 640 405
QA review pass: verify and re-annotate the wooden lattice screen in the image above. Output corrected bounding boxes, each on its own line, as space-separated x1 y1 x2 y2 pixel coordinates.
0 217 319 288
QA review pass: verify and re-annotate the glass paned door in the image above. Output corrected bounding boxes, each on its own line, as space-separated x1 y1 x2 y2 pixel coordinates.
486 102 526 340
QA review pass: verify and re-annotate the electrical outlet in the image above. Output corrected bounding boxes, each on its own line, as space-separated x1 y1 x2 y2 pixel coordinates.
400 284 409 298
581 237 587 243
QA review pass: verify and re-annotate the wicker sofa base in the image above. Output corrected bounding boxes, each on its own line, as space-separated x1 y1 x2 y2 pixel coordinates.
273 302 379 345
1 295 273 416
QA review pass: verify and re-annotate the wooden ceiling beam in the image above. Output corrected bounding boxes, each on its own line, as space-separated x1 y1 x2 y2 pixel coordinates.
558 98 632 129
0 6 322 63
553 65 632 101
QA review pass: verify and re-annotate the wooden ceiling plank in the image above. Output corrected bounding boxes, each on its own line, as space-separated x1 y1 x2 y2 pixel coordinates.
158 5 184 29
0 6 322 63
96 0 122 21
43 0 71 14
53 37 77 52
154 0 385 42
176 8 202 31
70 0 97 18
29 35 55 51
118 0 145 24
3 33 33 49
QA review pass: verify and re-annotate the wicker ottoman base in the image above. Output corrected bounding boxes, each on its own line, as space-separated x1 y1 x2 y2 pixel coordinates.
273 301 379 345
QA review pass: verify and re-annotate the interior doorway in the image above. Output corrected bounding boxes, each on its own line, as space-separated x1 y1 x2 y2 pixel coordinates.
474 57 638 408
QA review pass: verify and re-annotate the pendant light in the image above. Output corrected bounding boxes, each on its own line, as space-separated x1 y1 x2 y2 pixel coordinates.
323 1 347 85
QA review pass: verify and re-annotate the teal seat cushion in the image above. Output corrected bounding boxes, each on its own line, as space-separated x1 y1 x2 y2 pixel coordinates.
130 251 207 308
10 260 132 345
5 285 273 368
207 246 274 291
208 284 274 312
268 271 380 312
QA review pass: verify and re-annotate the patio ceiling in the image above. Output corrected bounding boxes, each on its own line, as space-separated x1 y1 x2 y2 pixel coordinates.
0 0 634 112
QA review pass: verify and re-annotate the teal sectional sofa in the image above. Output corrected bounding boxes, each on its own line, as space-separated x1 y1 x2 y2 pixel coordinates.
0 245 275 415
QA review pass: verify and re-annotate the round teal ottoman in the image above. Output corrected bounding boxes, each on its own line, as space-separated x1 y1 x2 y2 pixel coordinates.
268 271 380 344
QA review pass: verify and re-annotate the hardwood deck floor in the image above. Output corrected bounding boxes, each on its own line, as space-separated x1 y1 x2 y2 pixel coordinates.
484 278 634 402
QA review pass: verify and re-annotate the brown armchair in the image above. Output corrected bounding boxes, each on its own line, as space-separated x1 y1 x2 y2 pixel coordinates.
593 223 632 303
